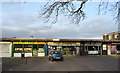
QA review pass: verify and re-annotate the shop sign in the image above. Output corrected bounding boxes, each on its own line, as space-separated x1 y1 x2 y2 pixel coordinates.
108 44 111 48
53 39 60 41
88 51 98 54
85 43 102 46
47 42 54 44
1 42 11 45
13 42 45 44
47 42 80 46
108 44 111 46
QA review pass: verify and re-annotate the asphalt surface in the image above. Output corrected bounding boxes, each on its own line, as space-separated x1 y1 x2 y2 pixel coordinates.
2 55 119 71
2 57 27 65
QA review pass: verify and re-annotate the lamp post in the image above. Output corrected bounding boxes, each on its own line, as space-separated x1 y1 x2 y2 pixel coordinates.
13 37 16 38
31 36 33 38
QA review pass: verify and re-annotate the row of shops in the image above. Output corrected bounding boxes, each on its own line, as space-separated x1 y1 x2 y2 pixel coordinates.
0 38 120 57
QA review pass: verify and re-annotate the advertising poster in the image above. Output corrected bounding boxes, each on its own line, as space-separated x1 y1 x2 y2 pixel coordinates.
111 45 116 51
103 44 107 50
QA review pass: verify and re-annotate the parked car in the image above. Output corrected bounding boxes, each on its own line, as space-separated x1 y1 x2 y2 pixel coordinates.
48 51 64 61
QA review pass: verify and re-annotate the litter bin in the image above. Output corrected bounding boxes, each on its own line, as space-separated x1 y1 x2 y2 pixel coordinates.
21 52 25 58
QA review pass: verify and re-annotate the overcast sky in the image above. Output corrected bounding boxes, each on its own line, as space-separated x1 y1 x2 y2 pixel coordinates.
1 1 118 39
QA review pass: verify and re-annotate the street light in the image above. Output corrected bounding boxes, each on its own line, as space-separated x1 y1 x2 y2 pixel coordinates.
31 36 33 38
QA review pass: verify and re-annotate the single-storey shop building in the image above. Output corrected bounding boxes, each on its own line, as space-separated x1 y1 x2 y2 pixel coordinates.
0 38 120 57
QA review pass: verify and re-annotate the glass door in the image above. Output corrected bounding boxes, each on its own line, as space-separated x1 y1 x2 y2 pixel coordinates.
32 44 38 56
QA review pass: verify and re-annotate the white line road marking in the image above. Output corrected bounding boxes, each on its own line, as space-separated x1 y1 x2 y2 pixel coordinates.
9 69 13 71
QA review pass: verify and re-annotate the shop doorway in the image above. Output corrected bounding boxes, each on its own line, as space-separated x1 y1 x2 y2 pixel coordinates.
33 44 38 56
117 45 120 54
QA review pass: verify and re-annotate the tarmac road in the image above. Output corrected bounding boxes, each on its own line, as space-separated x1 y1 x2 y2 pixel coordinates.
2 55 119 71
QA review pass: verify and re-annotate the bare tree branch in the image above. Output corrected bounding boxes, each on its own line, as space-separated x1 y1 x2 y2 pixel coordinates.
39 1 87 25
98 1 120 24
39 0 119 25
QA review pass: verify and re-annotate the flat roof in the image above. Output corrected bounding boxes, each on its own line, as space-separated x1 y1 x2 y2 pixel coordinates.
103 31 120 35
0 38 120 43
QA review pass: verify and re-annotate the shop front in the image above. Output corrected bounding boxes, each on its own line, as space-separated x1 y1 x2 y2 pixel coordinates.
12 42 46 57
102 43 120 55
108 43 120 55
83 42 102 55
47 42 80 56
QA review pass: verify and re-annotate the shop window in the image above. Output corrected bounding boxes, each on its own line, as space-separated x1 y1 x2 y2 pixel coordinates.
14 44 23 53
111 45 116 51
24 44 32 53
61 46 67 55
88 46 94 51
109 35 112 40
117 45 120 50
38 45 44 53
114 34 119 38
103 44 107 50
68 47 73 55
88 46 98 51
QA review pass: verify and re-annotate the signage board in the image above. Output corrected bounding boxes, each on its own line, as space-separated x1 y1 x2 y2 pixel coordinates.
88 51 98 54
47 42 80 46
13 42 45 44
53 39 60 41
